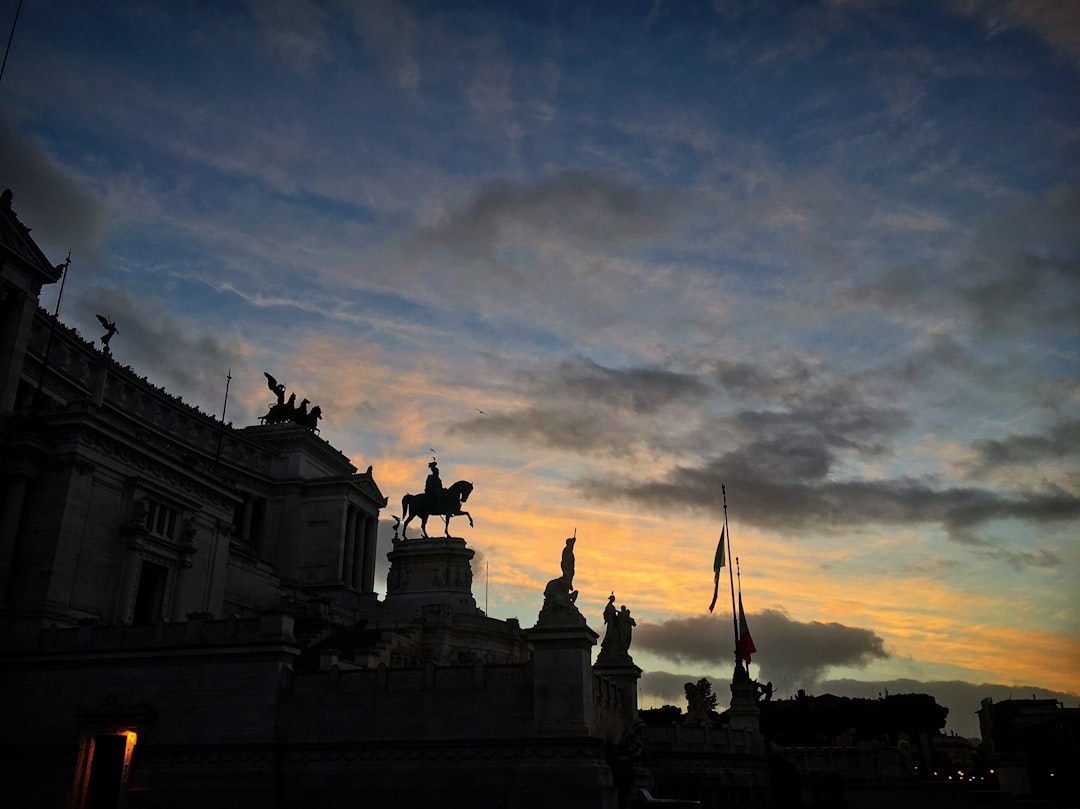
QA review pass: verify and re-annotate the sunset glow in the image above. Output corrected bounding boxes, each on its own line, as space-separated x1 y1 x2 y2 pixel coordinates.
2 0 1076 738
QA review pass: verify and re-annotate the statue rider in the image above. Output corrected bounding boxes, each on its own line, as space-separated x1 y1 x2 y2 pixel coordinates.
425 459 444 508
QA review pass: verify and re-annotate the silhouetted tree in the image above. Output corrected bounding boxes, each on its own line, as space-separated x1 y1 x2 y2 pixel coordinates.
695 677 719 712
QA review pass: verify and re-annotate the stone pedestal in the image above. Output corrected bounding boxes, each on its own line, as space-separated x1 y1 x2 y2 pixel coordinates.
526 623 599 736
382 537 479 620
594 658 642 724
727 661 760 735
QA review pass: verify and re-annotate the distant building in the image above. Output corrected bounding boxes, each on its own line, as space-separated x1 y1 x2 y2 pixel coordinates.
978 696 1080 804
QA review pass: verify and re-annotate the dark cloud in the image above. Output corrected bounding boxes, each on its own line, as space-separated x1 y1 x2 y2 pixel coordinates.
452 357 710 451
0 113 106 262
453 406 616 453
639 670 716 708
634 611 888 688
420 170 673 261
573 357 1079 544
848 185 1080 338
966 420 1080 476
532 358 710 415
577 456 1080 544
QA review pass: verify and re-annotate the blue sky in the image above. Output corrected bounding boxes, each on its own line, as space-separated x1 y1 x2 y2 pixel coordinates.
2 0 1078 738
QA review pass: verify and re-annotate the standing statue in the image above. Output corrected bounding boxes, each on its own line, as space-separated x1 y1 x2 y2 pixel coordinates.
561 535 576 589
263 372 286 405
96 314 118 352
597 595 636 664
616 605 636 653
600 593 617 650
400 458 473 539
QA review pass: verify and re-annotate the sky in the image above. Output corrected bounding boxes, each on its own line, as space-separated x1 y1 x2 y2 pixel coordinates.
2 0 1078 739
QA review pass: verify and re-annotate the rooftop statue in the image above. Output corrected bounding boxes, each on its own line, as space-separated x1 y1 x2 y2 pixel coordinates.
400 457 474 539
261 372 322 430
536 534 586 627
597 593 636 663
96 314 118 353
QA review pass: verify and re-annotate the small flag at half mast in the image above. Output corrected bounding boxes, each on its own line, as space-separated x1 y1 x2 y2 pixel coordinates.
738 592 757 663
707 527 725 613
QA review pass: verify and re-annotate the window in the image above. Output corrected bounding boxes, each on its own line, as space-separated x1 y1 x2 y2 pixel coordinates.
144 500 178 539
131 561 168 624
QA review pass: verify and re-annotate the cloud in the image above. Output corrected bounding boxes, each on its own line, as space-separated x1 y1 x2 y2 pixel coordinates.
639 670 718 709
634 611 888 688
966 420 1080 474
350 0 422 90
452 357 711 453
577 456 1080 545
848 185 1080 338
0 114 106 262
245 0 331 74
532 358 710 414
957 0 1080 65
417 169 675 266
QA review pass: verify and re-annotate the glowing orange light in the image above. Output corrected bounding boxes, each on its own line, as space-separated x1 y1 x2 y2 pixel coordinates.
123 730 138 766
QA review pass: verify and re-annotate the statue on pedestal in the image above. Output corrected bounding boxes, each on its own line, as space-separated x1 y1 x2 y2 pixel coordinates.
400 456 474 539
597 593 636 663
261 372 322 430
96 314 118 354
536 535 585 627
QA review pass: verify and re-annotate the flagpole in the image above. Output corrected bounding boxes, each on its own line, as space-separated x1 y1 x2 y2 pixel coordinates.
737 555 745 674
33 252 71 412
214 369 232 465
722 484 739 665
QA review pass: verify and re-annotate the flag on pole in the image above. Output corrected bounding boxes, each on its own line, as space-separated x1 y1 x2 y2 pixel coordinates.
738 592 757 663
707 527 725 613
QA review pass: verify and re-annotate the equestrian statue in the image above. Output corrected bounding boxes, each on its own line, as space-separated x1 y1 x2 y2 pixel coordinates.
400 457 474 539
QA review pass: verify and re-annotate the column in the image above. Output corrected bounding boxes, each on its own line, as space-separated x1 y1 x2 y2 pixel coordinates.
0 474 28 604
0 289 33 411
115 547 142 623
342 507 356 585
361 515 378 593
350 514 365 589
240 497 253 543
171 522 198 621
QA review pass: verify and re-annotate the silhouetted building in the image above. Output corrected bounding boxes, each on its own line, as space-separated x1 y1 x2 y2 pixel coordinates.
8 190 1051 809
1 191 771 808
978 696 1080 804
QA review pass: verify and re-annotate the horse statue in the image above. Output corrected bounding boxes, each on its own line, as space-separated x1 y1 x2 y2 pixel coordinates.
401 480 474 539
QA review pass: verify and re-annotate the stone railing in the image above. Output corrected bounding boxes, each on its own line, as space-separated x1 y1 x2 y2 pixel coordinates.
640 722 764 755
37 614 295 651
292 658 531 695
